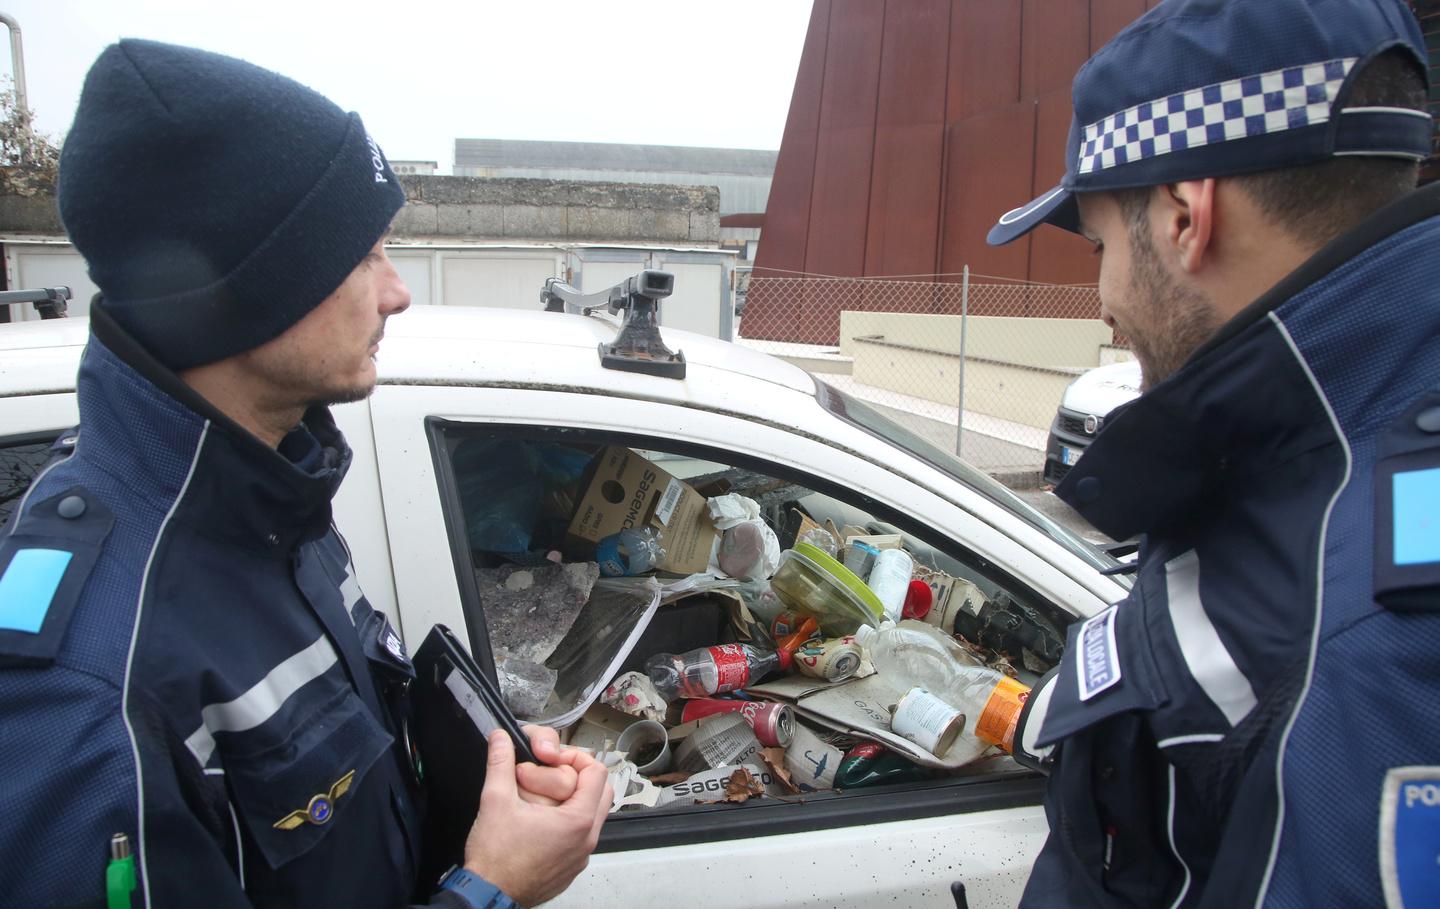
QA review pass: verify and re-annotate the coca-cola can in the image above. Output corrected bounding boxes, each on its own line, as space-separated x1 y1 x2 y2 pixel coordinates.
794 636 863 682
679 698 795 747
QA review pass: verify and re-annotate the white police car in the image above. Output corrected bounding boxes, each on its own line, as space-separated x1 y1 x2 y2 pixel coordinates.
0 293 1130 908
1042 360 1142 486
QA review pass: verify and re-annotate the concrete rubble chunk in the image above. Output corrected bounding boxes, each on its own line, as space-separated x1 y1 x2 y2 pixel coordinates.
475 561 601 715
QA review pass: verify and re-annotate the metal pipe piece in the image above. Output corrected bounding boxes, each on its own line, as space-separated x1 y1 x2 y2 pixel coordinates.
0 13 26 115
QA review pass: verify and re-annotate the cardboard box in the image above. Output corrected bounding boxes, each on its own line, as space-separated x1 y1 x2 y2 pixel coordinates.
567 447 718 575
844 533 904 551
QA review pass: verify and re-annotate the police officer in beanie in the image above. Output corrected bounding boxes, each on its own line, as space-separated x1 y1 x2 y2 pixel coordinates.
990 0 1439 906
0 41 609 909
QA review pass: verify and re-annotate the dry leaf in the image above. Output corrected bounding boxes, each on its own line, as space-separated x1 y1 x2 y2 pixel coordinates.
699 767 767 804
722 768 766 802
646 770 695 786
759 747 802 795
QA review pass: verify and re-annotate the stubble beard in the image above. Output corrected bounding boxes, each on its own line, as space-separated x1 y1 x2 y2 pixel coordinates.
310 325 385 408
1127 230 1221 393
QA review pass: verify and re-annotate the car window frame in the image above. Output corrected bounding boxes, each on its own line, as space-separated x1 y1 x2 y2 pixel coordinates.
421 416 1059 852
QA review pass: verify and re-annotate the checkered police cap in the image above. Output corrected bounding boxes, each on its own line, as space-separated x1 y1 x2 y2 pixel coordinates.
988 0 1433 246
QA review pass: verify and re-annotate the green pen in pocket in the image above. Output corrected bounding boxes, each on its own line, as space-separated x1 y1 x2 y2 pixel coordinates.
106 833 136 909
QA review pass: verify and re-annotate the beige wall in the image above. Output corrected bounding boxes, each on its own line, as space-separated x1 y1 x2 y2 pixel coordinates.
841 311 1118 431
850 339 1074 430
839 311 1114 369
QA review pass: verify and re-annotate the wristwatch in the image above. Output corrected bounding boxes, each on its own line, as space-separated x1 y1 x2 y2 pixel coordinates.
438 864 507 909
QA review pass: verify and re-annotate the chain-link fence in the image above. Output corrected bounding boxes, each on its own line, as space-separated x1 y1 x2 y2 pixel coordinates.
737 271 1126 488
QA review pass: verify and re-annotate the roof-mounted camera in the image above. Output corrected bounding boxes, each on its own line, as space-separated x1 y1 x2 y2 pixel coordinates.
540 269 686 379
0 286 71 320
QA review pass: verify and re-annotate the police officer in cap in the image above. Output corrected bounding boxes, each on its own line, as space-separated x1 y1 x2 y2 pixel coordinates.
0 40 609 908
990 0 1439 905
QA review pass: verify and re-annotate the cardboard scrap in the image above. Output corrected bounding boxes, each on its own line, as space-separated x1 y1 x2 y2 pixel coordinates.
655 763 789 807
705 767 767 804
760 747 803 795
567 447 719 575
844 533 903 551
783 722 844 791
751 674 981 770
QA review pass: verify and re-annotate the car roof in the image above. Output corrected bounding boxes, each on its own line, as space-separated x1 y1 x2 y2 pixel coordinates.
380 307 816 394
0 307 818 400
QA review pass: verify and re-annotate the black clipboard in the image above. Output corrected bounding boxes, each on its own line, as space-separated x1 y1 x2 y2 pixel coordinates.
412 623 539 881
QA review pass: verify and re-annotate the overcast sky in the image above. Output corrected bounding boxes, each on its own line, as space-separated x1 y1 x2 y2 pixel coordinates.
2 0 811 171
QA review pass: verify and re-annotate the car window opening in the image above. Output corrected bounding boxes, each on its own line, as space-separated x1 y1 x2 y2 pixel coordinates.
423 418 1076 850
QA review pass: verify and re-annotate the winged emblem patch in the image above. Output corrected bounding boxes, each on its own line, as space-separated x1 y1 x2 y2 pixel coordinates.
273 769 356 831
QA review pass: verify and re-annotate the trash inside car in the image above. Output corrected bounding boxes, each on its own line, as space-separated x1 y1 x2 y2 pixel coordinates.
0 272 1131 907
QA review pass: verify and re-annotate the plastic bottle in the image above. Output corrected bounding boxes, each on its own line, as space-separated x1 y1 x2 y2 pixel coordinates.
853 620 1030 761
596 526 665 577
644 643 792 701
866 549 914 623
797 527 839 558
734 579 786 626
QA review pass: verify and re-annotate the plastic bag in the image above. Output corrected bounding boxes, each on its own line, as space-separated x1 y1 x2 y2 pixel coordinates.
707 495 781 580
601 670 669 723
453 440 590 553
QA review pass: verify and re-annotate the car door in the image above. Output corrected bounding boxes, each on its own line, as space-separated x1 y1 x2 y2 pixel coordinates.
364 382 1115 908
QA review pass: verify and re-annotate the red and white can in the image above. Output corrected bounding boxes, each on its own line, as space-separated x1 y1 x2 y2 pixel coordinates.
679 698 794 747
794 636 863 682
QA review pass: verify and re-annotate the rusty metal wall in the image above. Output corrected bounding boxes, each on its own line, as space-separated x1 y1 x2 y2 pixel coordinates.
746 0 1155 342
863 0 951 279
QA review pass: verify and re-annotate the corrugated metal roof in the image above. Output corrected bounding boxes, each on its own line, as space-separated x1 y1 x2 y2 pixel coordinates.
454 139 777 176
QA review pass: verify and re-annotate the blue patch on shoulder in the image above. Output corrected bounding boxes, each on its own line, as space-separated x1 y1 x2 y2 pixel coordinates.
1380 767 1440 908
0 548 73 633
1393 468 1440 566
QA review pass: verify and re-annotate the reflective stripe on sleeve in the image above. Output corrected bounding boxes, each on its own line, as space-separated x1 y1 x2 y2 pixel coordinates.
183 634 340 766
1165 550 1258 727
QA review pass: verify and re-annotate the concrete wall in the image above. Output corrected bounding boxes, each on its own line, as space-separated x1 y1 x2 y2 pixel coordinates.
0 176 723 249
0 194 63 234
839 310 1115 369
392 176 720 246
850 336 1075 430
840 310 1117 431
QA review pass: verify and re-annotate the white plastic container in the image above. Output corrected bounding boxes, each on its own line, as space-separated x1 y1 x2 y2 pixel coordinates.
866 548 913 623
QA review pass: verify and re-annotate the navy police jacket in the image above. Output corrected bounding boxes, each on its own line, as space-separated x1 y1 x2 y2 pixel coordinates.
1014 181 1440 908
0 305 514 909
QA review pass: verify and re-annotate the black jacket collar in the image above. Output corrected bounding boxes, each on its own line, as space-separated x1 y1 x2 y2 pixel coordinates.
87 302 352 552
1056 182 1440 540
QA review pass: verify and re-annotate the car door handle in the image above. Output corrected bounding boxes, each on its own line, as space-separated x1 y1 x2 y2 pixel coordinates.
951 880 969 909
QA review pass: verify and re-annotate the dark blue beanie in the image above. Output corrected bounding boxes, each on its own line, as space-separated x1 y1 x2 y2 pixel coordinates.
58 39 405 370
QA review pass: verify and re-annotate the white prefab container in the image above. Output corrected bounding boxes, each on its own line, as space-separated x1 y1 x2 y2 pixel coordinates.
1 238 99 320
1 238 737 341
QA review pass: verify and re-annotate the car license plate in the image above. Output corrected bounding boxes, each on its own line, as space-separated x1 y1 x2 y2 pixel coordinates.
1062 446 1082 466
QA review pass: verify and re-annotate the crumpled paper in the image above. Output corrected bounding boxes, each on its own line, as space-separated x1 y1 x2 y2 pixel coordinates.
601 671 668 722
707 494 781 581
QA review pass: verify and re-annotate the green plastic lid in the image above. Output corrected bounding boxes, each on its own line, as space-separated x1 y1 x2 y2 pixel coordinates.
792 541 885 621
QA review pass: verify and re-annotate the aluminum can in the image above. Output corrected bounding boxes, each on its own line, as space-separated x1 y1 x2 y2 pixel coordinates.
793 636 863 682
890 687 966 756
843 540 880 578
770 609 806 639
679 698 795 747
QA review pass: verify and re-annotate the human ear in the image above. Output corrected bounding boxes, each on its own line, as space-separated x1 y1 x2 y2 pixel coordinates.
1162 179 1215 274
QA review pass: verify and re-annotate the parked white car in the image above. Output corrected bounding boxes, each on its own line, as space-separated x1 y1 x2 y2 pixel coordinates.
0 304 1130 908
1042 359 1142 486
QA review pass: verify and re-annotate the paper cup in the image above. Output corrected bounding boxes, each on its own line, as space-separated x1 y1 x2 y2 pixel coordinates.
616 719 672 775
